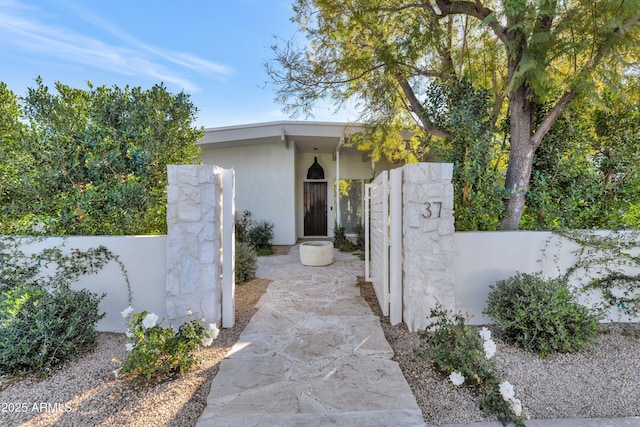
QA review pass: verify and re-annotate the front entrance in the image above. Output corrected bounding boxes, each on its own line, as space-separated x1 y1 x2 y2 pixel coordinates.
304 181 327 236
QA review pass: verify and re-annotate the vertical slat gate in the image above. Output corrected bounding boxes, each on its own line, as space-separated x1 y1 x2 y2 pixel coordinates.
365 171 389 316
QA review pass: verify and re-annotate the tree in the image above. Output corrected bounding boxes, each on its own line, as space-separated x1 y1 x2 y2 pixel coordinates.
268 0 640 229
0 79 203 235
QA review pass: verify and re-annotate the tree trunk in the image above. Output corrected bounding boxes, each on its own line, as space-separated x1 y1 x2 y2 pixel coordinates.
500 85 536 230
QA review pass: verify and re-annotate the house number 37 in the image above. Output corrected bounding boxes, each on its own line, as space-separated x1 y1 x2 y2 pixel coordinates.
422 201 442 218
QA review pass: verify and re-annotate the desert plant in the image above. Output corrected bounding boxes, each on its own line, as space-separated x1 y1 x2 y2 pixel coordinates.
117 308 218 379
235 242 257 284
484 273 602 356
0 284 104 376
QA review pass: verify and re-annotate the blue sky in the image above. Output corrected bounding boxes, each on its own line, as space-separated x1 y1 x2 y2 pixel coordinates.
0 0 350 128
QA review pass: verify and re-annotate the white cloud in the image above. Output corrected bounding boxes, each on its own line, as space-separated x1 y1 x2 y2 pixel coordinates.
0 0 233 92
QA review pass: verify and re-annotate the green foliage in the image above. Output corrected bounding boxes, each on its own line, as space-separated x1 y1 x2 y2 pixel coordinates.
247 220 275 251
424 79 506 230
0 285 104 376
353 223 365 251
235 210 275 251
415 306 525 426
522 94 640 230
257 248 274 256
557 230 640 316
119 310 217 379
0 237 129 376
484 273 602 356
235 210 253 245
333 225 356 252
0 79 203 235
235 242 257 284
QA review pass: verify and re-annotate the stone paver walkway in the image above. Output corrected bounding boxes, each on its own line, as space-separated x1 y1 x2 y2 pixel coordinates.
196 245 425 426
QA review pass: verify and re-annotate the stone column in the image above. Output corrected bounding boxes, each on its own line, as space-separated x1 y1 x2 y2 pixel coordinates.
402 163 455 332
166 165 222 326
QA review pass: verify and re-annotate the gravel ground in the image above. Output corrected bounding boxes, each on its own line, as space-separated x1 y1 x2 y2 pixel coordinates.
1 254 639 427
358 279 640 426
0 278 271 427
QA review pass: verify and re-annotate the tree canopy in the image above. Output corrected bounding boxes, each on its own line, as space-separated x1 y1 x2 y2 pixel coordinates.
268 0 640 230
0 79 203 235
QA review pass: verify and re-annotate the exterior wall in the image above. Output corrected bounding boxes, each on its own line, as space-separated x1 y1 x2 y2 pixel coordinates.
12 236 166 333
295 151 393 240
201 143 296 245
454 231 638 324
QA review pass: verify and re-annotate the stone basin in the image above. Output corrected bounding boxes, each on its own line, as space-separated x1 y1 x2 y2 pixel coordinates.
299 241 334 266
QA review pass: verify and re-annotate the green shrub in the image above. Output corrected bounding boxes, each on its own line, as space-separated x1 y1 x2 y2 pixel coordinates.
353 223 365 251
247 220 274 251
484 272 602 356
235 210 253 244
415 306 525 426
235 242 257 283
0 284 104 376
333 225 356 252
118 308 218 379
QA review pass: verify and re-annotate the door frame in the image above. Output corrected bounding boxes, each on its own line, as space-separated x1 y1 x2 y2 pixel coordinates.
303 181 328 236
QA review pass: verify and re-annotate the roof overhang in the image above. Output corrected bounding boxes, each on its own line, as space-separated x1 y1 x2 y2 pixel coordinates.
199 121 365 154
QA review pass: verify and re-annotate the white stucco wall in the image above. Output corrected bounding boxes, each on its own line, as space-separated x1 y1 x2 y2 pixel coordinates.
454 231 638 324
11 236 166 333
201 143 296 245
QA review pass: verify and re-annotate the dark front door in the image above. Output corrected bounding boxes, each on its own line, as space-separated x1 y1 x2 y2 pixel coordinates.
304 182 327 236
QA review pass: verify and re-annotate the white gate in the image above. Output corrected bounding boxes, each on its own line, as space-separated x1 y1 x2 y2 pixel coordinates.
365 171 389 316
365 169 403 324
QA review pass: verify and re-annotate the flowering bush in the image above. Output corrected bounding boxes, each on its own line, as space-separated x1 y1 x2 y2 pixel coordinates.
116 307 219 379
415 305 525 426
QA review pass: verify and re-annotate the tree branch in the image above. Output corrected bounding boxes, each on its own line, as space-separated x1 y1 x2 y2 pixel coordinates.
395 74 449 138
434 0 510 44
532 14 640 148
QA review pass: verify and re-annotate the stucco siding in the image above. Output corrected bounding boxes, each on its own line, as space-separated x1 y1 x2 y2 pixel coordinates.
201 143 296 245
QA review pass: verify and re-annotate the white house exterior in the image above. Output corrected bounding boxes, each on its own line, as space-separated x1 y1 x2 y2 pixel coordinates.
199 121 395 245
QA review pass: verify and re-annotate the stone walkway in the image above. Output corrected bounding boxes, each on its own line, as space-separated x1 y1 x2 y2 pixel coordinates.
196 245 425 426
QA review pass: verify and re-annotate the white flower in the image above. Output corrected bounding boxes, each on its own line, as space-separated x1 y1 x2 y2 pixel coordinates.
510 397 523 417
479 327 492 341
187 309 193 316
448 371 465 386
125 328 134 338
483 339 497 359
121 306 134 318
125 343 135 352
201 323 220 347
208 323 220 340
142 313 159 329
499 381 515 401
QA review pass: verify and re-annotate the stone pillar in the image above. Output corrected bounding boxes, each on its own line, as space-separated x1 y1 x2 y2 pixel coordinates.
166 165 222 327
402 163 455 332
